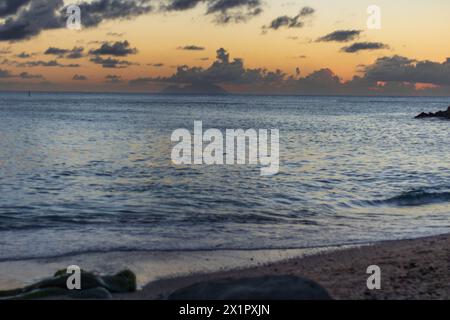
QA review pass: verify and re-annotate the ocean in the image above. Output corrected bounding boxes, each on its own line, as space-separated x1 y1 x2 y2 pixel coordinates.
1 92 450 261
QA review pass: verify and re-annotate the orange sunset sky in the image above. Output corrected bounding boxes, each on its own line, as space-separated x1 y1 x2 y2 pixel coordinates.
0 0 449 95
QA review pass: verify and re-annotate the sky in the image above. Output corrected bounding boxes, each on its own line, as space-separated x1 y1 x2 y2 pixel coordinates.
0 0 449 95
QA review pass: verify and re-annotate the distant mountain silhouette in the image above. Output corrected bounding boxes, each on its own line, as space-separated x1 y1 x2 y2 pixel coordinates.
160 83 228 95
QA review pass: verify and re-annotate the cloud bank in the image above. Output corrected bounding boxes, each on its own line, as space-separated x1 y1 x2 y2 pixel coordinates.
128 48 450 95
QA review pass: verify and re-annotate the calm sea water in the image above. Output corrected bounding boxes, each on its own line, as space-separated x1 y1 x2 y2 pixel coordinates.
1 92 450 260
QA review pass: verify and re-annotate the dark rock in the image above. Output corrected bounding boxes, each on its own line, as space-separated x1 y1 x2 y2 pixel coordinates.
102 269 137 293
415 106 450 119
0 269 136 300
415 112 431 119
168 275 332 300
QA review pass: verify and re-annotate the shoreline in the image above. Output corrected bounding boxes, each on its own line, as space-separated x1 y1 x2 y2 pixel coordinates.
116 233 450 300
2 233 450 299
0 244 358 291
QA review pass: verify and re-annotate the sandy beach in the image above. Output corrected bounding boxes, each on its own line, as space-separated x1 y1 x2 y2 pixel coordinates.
1 233 450 299
113 233 450 300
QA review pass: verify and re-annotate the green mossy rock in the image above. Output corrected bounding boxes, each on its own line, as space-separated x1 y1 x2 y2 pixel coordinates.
0 269 136 300
102 269 137 293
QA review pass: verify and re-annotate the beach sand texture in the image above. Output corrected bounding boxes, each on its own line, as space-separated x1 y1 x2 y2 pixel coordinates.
114 234 450 300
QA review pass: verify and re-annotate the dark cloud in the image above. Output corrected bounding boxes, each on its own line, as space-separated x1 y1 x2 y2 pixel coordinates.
79 0 152 27
45 46 84 59
206 0 263 23
364 55 450 86
216 47 229 62
207 0 260 13
263 7 315 31
16 60 80 67
165 0 201 11
0 0 32 17
19 71 43 79
72 74 88 80
317 30 361 42
298 6 315 16
89 41 137 56
295 68 342 94
18 60 60 67
105 74 123 83
0 0 153 41
0 0 64 41
65 63 81 67
178 45 205 51
148 63 164 67
16 52 33 58
44 47 68 56
164 0 263 24
90 56 135 68
66 47 84 59
341 42 389 53
0 68 44 79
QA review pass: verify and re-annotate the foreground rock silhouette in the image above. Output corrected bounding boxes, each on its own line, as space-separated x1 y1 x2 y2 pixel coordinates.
0 269 136 300
168 275 332 300
415 106 450 119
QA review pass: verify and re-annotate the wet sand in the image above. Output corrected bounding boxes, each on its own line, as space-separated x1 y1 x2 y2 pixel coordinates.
116 233 450 300
0 246 350 291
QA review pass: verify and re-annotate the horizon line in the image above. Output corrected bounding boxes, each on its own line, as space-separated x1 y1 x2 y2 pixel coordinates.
1 89 450 99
